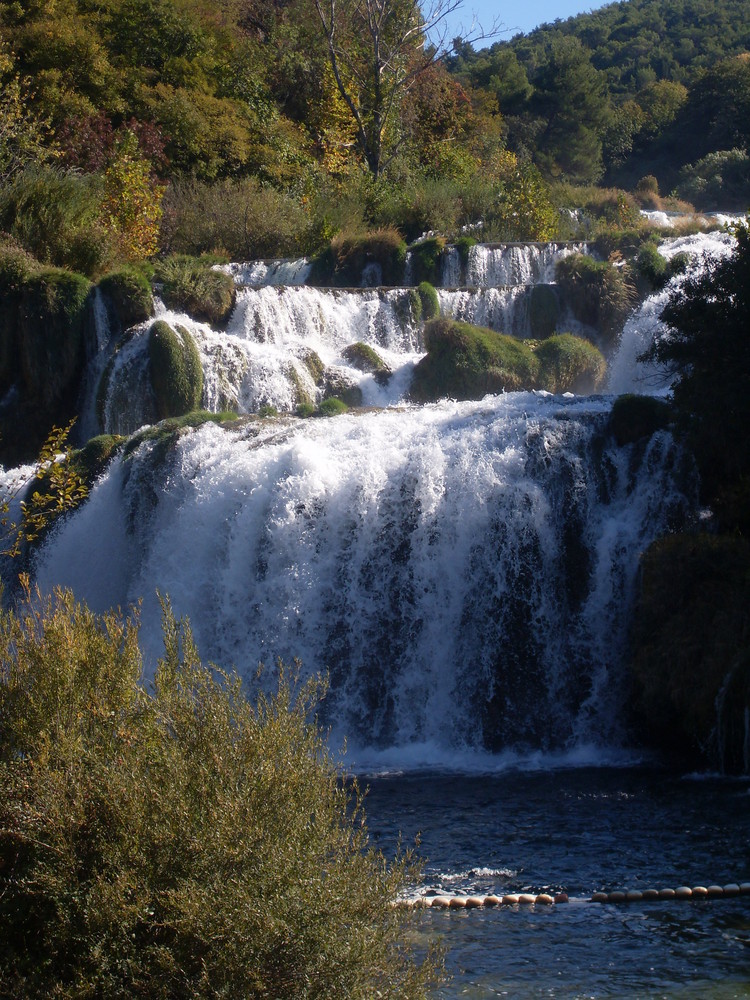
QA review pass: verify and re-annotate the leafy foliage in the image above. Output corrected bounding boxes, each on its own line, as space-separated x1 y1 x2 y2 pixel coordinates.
155 256 235 326
533 333 606 394
0 589 442 998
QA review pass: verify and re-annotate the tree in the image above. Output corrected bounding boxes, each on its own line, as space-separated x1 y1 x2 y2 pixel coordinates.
647 220 750 529
0 589 443 998
311 0 499 177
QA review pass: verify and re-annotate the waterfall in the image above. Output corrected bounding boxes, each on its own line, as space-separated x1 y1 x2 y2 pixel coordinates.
33 395 696 758
608 230 737 394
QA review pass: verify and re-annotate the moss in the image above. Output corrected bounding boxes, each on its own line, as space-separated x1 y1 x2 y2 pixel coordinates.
155 256 236 326
410 318 539 402
97 267 154 329
341 342 392 385
555 253 636 347
122 410 238 458
288 365 316 411
408 236 446 285
454 236 477 267
148 320 204 419
317 397 349 416
417 281 440 321
609 394 672 445
71 434 124 487
394 287 421 327
323 369 363 407
630 534 750 772
300 349 326 386
534 334 606 394
528 284 560 339
311 229 407 287
296 401 317 417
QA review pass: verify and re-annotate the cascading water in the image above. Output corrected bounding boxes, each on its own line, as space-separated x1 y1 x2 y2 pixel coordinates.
32 394 695 760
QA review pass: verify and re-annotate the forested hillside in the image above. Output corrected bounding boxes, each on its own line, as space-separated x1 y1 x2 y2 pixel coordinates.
448 0 750 197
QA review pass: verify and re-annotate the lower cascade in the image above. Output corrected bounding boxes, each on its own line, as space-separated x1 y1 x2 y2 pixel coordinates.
32 393 695 758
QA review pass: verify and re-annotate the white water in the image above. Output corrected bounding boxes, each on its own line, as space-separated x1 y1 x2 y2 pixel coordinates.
607 230 737 394
34 394 695 757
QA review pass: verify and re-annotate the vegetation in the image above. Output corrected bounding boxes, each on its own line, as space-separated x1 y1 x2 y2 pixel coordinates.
155 256 235 326
555 253 636 347
527 284 560 339
417 281 440 320
147 320 204 420
608 393 671 445
310 230 407 287
533 333 607 394
97 266 155 328
0 588 442 998
341 343 393 384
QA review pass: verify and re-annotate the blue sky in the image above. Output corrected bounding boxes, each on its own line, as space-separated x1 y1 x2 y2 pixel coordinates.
434 0 613 47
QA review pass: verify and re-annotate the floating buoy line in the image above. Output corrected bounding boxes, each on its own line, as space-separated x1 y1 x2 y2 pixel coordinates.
396 883 750 909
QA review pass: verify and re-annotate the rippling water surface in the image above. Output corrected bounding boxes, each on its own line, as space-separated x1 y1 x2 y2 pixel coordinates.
363 768 750 998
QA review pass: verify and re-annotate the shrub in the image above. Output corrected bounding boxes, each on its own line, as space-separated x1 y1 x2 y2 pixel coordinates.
318 396 349 416
408 236 445 285
148 320 204 419
0 165 113 276
97 266 155 328
609 394 671 445
454 235 477 267
410 318 539 402
155 255 235 326
417 281 440 320
161 176 312 259
635 243 667 291
534 334 606 394
0 588 442 998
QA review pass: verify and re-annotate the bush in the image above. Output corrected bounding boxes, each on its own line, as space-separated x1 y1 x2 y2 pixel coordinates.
317 396 349 416
410 318 539 402
534 334 606 393
609 394 671 445
417 281 440 320
0 165 113 276
148 320 204 419
97 266 154 329
155 255 235 326
0 588 442 998
161 177 312 259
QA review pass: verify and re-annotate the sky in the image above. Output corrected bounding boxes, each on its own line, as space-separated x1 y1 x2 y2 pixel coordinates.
434 0 613 47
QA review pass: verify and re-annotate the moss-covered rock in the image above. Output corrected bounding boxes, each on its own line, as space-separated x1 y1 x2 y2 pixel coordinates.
341 343 392 386
155 256 235 326
300 349 326 386
417 281 440 321
323 368 363 407
408 236 446 285
609 393 672 445
454 236 477 268
309 230 407 287
629 534 750 772
534 334 606 394
555 253 635 347
148 320 204 419
122 410 239 459
97 267 154 329
528 284 560 339
410 318 539 402
71 434 124 487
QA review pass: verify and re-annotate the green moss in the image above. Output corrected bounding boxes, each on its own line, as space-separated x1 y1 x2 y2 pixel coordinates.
311 229 407 287
533 334 606 394
394 287 422 327
417 281 440 321
454 236 477 267
609 394 672 445
288 365 316 411
155 256 235 326
555 253 635 347
300 349 326 386
296 401 317 418
317 397 349 416
341 342 392 386
122 410 238 458
410 318 539 402
71 434 124 487
323 369 363 407
148 320 204 419
528 284 560 339
630 534 750 771
408 236 446 285
97 267 154 328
